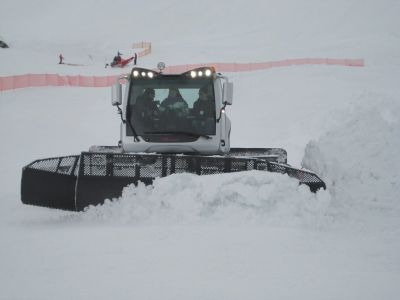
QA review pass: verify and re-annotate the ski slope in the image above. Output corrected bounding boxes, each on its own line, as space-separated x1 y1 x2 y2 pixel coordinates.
1 0 400 299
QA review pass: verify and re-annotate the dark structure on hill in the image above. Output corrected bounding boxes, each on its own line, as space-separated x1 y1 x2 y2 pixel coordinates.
0 40 9 48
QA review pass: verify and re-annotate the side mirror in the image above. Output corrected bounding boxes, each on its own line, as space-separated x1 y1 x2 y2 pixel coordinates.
111 82 122 106
223 82 233 105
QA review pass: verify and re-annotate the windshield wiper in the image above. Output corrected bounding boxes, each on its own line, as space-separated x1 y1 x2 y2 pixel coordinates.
143 131 211 139
125 106 140 142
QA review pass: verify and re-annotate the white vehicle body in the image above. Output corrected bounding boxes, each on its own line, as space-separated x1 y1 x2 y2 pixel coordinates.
22 67 325 212
111 67 233 155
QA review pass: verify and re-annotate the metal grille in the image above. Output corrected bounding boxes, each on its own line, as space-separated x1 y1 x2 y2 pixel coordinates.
229 148 287 163
174 156 228 175
21 151 326 212
79 152 324 187
269 162 323 184
198 157 227 175
137 155 165 177
28 155 79 176
174 156 190 174
82 154 106 176
26 152 324 189
230 159 252 172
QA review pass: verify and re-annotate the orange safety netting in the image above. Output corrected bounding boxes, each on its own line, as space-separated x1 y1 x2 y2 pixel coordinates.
0 58 364 92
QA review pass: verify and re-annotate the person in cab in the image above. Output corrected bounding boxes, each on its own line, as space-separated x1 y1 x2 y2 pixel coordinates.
191 86 216 134
159 88 189 115
134 88 159 131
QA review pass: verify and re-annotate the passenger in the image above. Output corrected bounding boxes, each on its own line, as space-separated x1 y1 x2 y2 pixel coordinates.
159 88 189 116
191 86 215 134
192 86 215 118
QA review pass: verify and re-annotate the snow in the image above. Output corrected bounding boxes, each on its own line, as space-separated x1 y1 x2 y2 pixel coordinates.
1 0 400 299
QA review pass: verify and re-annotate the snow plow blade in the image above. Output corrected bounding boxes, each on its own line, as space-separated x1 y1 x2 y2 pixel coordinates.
21 149 326 211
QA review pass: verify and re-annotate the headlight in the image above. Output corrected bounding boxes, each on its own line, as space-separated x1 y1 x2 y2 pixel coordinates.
131 68 159 79
183 67 216 78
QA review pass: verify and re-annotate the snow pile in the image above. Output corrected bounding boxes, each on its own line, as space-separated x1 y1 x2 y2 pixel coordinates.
82 171 331 227
81 92 400 229
303 94 400 225
2 1 400 298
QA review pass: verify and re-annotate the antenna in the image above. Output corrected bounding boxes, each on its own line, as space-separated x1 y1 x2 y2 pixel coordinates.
157 62 166 73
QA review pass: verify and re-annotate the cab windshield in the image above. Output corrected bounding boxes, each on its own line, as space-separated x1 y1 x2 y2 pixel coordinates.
127 77 216 137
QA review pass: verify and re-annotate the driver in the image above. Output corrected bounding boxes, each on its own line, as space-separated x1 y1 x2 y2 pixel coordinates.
134 88 159 131
192 86 215 118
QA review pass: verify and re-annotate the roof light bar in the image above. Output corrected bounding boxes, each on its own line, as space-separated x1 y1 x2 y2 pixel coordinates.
131 68 159 79
183 67 216 78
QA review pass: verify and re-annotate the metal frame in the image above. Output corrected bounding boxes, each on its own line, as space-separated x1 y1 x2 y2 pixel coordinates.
21 149 326 211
